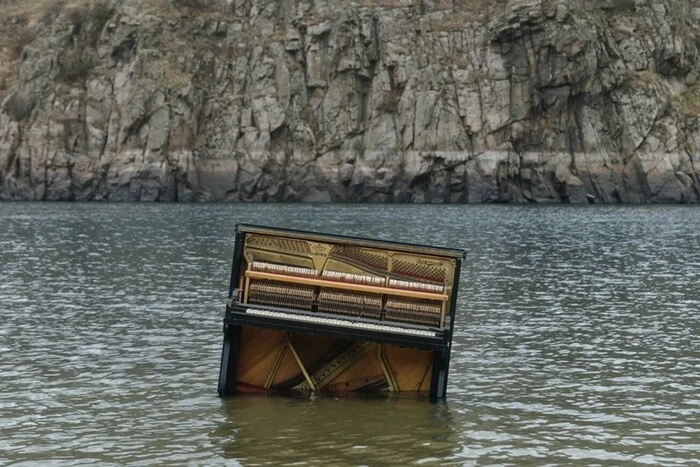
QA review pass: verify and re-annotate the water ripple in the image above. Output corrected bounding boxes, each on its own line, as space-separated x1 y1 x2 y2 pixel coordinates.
1 203 699 465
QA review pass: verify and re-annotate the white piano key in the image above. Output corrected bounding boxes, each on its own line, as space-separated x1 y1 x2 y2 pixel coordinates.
244 308 437 337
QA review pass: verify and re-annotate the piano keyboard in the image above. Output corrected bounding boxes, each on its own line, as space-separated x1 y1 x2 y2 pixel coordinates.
244 308 438 337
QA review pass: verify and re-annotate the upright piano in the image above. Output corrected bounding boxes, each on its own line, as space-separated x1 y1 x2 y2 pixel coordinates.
217 224 465 400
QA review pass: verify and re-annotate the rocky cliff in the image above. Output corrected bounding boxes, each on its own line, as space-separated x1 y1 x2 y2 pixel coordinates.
1 0 699 202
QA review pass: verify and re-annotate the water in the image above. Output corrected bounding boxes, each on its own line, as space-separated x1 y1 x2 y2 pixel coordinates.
1 203 699 465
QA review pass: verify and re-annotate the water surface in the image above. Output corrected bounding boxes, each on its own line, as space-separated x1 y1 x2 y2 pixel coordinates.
1 203 699 465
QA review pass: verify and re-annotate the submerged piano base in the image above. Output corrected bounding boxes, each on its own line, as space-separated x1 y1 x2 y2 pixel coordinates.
218 303 451 398
235 327 434 394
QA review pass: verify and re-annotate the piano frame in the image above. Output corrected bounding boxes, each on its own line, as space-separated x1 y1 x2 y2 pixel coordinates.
218 224 465 401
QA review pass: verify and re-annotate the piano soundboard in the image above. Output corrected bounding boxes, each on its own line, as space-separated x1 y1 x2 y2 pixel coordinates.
217 224 465 400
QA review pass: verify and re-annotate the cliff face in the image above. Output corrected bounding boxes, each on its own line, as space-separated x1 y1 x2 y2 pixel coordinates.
1 0 699 202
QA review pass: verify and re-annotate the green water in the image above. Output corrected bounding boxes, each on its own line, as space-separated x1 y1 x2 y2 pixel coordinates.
1 203 698 465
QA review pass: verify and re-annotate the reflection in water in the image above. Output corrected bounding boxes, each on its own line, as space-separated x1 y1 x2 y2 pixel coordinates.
214 394 459 465
1 203 699 464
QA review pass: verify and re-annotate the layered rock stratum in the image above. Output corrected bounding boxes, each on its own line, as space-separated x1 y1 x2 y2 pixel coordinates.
1 0 699 202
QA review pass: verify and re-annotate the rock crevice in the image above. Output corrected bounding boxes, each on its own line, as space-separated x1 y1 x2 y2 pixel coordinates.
1 0 699 202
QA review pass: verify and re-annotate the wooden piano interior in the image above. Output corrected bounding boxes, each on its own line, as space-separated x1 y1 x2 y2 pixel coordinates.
218 224 464 400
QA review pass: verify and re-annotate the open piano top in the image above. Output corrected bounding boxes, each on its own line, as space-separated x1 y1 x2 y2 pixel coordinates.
218 224 465 400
